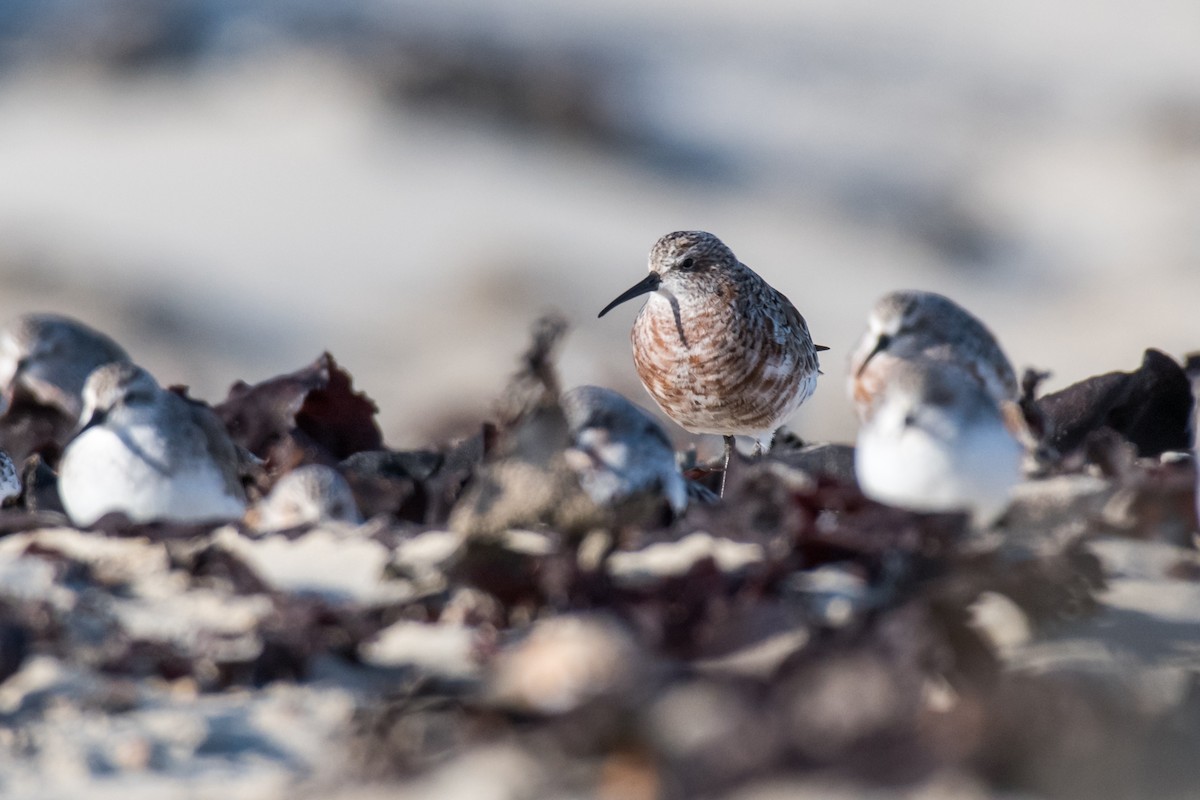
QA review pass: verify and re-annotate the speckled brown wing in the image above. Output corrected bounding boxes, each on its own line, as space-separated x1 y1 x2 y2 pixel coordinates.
771 286 822 377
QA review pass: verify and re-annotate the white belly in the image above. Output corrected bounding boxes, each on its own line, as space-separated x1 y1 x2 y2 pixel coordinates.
59 426 245 526
855 411 1022 522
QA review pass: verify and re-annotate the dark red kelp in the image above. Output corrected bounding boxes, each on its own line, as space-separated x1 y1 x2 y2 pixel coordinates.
1036 348 1193 459
216 352 383 472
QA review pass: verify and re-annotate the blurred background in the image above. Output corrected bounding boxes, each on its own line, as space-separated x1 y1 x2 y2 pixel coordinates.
0 0 1196 451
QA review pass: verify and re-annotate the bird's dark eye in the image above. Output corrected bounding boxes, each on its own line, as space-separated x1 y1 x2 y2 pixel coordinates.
680 257 695 270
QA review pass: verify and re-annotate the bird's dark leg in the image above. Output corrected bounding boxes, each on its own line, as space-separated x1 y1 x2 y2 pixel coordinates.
719 435 735 497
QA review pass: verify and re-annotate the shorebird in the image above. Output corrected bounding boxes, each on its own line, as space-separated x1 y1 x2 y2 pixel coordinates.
848 290 1017 423
0 313 129 419
599 230 826 494
248 464 361 532
560 384 688 515
58 362 247 526
853 358 1023 522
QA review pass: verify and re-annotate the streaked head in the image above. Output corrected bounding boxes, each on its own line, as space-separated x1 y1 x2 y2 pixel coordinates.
850 291 935 378
647 230 737 276
598 231 738 318
850 290 1008 381
78 362 160 431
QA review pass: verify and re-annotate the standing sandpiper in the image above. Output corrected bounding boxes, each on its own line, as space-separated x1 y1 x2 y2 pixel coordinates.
599 230 826 493
853 357 1023 522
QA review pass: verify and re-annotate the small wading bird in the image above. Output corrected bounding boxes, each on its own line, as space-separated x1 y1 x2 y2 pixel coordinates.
58 362 248 526
561 384 689 516
848 291 1026 521
852 357 1024 522
599 230 826 495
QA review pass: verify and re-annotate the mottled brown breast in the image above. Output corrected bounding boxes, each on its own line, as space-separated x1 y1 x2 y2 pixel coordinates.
630 280 819 436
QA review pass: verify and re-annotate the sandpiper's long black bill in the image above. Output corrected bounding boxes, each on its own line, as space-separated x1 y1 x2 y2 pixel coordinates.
855 333 892 377
598 272 661 318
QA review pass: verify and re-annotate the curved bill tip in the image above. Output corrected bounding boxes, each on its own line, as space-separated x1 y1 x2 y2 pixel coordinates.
598 272 661 318
855 334 891 378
